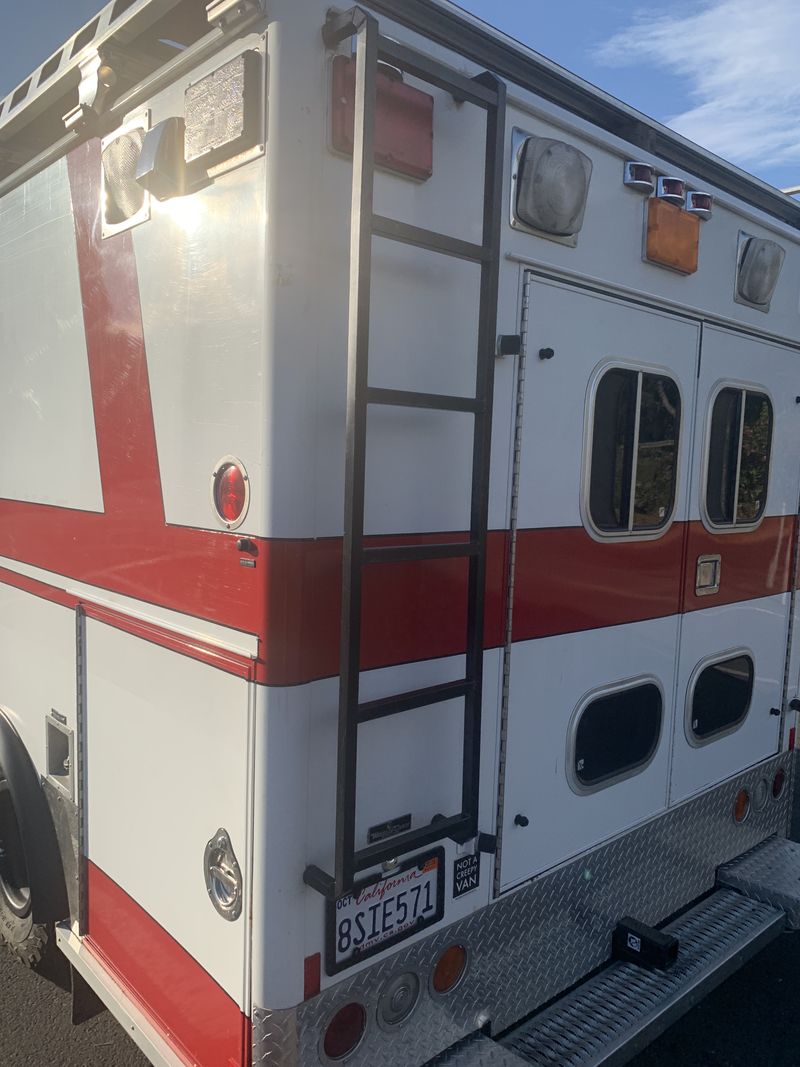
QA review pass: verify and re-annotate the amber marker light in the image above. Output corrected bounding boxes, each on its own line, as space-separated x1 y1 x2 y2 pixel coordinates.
432 944 468 995
733 788 751 823
645 197 700 275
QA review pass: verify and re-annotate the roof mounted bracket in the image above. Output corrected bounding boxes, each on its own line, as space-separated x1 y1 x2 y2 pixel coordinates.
206 0 263 31
322 6 371 49
62 51 118 134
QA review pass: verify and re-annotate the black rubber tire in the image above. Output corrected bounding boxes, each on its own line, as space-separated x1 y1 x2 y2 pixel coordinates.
0 777 49 968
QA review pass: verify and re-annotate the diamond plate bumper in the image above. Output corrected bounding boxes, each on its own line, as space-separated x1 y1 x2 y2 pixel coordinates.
718 834 800 928
254 755 791 1067
499 889 784 1067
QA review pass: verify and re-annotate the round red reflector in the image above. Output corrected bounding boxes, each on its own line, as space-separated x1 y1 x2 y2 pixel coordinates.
733 788 750 823
773 768 787 800
213 461 247 527
432 944 467 995
323 1002 366 1060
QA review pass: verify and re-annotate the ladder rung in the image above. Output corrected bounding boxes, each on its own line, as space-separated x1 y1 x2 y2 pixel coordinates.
357 679 474 724
362 541 479 565
355 814 474 872
378 36 499 109
372 214 490 263
368 386 482 414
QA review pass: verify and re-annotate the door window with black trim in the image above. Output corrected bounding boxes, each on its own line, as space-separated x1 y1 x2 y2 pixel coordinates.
705 387 772 528
588 367 681 535
688 653 754 743
571 681 663 792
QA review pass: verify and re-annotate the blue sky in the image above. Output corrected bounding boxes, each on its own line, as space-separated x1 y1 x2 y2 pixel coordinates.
4 0 799 192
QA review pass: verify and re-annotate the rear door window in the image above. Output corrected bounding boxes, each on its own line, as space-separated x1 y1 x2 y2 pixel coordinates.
588 367 681 537
705 387 772 528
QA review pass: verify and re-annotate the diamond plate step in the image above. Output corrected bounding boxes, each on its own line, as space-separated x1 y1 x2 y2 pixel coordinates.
719 835 800 928
426 1032 527 1066
497 889 783 1067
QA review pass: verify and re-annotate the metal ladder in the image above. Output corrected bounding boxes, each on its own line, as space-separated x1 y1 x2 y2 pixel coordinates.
304 6 506 900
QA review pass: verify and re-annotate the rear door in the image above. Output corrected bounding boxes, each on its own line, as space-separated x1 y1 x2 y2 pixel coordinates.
499 277 700 891
668 325 800 803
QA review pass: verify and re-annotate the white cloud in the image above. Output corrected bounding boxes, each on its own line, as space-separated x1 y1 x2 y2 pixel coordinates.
596 0 800 173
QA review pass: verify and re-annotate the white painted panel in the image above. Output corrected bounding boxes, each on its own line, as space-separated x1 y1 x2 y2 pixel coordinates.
368 242 481 400
0 583 75 771
364 406 474 535
355 699 464 848
519 280 700 530
250 651 502 1009
501 102 800 344
0 160 103 511
262 2 514 539
669 595 786 804
85 622 250 1006
132 39 267 537
500 617 679 891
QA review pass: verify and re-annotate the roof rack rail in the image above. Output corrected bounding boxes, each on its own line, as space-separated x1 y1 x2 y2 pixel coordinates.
0 0 216 185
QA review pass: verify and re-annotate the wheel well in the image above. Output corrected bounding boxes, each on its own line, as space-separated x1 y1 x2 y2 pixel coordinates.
0 709 69 927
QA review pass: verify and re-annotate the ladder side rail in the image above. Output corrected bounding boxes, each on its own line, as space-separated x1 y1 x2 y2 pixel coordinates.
334 9 380 897
461 75 507 823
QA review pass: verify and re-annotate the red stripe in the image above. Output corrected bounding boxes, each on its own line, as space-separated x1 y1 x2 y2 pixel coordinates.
683 515 795 610
67 142 163 521
2 514 792 685
86 862 247 1067
261 531 508 686
511 524 684 640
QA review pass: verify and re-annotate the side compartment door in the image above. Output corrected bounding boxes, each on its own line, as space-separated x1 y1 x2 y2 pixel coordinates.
83 618 252 1065
499 277 700 891
668 326 800 804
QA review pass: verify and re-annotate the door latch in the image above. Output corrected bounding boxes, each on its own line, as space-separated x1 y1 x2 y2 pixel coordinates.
695 554 721 596
203 828 243 921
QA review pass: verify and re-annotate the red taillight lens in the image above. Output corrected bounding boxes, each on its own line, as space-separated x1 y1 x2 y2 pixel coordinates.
323 1002 366 1060
773 768 787 800
432 944 467 994
734 788 750 823
212 460 247 527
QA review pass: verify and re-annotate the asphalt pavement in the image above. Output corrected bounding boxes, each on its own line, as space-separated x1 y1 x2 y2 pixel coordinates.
1 931 799 1065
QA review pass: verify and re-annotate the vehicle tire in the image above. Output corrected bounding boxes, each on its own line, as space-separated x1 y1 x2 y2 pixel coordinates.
0 776 49 967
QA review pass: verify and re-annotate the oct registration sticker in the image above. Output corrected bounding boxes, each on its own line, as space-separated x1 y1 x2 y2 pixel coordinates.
325 849 445 975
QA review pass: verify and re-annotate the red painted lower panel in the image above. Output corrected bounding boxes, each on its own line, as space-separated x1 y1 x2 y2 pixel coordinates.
86 863 247 1067
511 524 686 640
683 515 795 611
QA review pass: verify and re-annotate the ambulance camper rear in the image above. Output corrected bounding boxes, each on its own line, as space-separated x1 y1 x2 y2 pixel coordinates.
1 1 800 1065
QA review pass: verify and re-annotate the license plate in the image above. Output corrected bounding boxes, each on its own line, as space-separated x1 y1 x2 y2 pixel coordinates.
325 848 445 975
